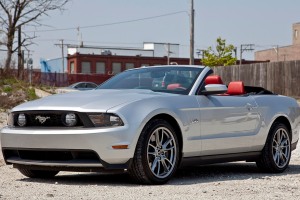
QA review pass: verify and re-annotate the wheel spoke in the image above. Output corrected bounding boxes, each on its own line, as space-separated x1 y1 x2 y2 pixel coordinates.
276 131 281 144
161 158 169 173
148 143 156 150
155 130 161 147
164 157 174 167
162 138 172 149
151 157 159 172
161 130 165 145
148 151 156 156
157 160 161 176
281 151 287 161
273 152 279 165
165 146 175 151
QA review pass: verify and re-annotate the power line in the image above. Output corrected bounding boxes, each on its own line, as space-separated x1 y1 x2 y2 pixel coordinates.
27 11 188 33
240 44 255 65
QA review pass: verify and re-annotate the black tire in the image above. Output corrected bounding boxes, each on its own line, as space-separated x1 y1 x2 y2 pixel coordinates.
129 119 180 184
256 122 291 173
18 168 59 178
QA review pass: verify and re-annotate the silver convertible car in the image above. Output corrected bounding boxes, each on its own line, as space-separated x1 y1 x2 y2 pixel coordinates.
1 65 300 184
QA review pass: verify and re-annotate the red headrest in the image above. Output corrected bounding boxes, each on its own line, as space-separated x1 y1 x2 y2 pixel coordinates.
167 83 183 90
205 75 223 85
227 81 245 95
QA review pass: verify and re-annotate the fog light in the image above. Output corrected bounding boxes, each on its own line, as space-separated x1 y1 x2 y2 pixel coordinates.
64 113 77 127
17 114 26 127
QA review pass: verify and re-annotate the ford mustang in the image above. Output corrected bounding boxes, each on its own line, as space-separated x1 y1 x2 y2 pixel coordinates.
1 65 300 184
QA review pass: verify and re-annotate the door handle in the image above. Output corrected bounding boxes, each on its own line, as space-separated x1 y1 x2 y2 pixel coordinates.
246 103 254 111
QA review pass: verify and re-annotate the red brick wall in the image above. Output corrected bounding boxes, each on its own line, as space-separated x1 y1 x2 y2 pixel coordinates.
67 53 202 75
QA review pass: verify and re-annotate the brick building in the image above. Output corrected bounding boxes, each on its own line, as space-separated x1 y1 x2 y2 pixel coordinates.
255 23 300 62
67 53 201 75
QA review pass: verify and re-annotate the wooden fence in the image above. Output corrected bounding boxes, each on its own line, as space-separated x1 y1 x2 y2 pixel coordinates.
211 60 300 97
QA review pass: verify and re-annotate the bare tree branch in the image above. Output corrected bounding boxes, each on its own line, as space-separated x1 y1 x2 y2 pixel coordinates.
0 0 70 71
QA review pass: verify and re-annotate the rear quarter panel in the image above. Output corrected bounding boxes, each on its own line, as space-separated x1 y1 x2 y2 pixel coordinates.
251 95 300 150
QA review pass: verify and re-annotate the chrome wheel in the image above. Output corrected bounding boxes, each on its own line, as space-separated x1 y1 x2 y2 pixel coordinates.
147 127 177 179
272 128 290 168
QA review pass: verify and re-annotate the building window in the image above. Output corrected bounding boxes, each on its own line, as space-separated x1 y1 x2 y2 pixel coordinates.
70 62 75 74
81 62 91 74
112 62 122 74
295 30 298 39
96 62 106 74
125 63 134 70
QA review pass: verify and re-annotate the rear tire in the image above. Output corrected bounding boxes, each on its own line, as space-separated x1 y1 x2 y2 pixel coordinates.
18 168 59 178
129 119 180 184
256 122 291 173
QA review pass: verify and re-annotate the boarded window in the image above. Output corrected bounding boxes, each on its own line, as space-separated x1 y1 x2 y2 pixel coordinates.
70 62 75 74
125 63 134 70
81 62 91 74
96 62 106 74
112 62 122 74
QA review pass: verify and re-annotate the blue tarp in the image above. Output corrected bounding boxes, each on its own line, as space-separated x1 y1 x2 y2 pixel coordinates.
40 58 67 73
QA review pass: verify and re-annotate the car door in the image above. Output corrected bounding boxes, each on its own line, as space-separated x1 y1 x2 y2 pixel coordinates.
196 95 261 156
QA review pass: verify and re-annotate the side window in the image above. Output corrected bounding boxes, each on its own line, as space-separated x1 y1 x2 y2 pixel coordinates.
86 83 97 88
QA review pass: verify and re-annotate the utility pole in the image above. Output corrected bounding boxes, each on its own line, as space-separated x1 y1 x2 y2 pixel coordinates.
60 39 65 73
189 0 195 65
240 44 255 65
167 43 170 65
273 45 279 62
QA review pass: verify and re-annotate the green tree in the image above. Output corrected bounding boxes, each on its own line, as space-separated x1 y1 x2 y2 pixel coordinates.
202 37 237 67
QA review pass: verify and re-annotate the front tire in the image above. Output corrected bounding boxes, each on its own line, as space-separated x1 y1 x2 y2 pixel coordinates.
129 119 180 184
18 168 59 178
256 122 291 173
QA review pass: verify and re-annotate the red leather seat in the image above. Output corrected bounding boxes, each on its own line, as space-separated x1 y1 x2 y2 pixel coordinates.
167 83 185 90
227 81 245 95
205 75 223 85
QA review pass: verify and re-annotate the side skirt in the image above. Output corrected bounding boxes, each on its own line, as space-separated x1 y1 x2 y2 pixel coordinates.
179 152 261 168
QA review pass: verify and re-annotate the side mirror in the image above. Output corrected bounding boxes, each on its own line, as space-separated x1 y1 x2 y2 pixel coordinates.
201 84 227 95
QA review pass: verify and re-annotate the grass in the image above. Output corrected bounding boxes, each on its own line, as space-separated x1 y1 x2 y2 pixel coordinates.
0 77 40 109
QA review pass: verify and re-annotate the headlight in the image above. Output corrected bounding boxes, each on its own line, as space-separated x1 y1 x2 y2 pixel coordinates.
63 113 78 127
17 113 27 127
88 113 124 127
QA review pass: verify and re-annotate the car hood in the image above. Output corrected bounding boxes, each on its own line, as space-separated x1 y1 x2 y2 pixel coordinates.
12 89 174 112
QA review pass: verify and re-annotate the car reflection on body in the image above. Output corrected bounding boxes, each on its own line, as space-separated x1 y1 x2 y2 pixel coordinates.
1 65 300 184
56 82 98 93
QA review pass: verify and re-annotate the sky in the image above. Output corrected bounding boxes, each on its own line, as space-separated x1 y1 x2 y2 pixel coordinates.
3 0 300 68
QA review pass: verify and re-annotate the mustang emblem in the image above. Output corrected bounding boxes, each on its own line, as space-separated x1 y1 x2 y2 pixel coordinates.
35 116 50 124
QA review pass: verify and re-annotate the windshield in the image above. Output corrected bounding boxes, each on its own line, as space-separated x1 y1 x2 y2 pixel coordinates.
97 66 203 94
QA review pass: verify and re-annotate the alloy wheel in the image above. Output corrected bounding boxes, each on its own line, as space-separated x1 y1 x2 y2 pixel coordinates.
147 127 177 179
272 128 290 168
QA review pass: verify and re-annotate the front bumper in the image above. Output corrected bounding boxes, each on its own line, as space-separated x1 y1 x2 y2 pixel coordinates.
0 126 136 169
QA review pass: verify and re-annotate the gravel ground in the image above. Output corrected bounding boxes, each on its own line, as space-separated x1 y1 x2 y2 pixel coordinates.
1 112 300 200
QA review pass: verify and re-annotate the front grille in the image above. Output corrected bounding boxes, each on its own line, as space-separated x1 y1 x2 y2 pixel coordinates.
3 149 101 162
27 113 64 126
12 111 89 127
